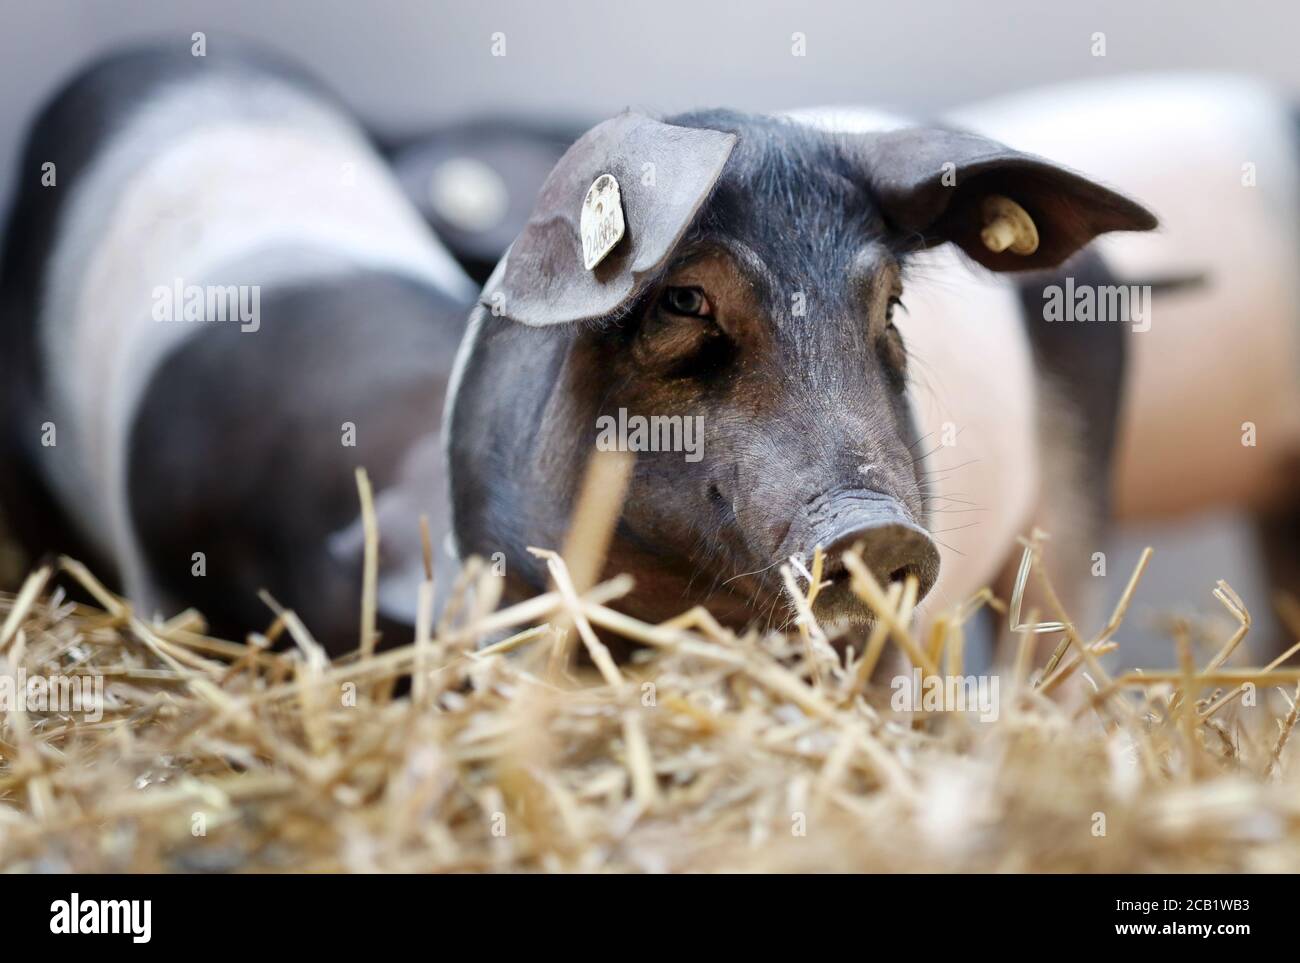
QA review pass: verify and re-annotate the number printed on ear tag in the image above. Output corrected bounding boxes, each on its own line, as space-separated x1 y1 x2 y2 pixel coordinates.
580 173 626 270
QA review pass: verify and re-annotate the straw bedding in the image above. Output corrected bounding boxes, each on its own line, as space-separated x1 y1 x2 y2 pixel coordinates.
1 468 1299 873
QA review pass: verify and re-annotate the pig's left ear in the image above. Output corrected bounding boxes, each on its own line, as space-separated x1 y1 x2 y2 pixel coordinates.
483 111 737 326
861 127 1157 271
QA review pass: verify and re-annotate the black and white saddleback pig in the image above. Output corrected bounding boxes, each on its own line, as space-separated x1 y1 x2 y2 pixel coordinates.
0 45 476 652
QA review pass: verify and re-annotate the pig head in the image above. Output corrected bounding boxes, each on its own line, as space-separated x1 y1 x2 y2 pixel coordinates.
446 110 1155 629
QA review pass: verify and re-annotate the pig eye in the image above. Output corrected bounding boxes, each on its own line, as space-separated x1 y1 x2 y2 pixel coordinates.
880 297 908 386
886 296 906 324
661 286 713 319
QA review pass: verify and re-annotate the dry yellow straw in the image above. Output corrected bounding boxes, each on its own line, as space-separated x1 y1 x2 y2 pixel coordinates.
2 482 1300 872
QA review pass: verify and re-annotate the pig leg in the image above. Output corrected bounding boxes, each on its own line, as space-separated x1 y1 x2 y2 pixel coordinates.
1253 495 1300 658
994 252 1131 664
997 388 1108 640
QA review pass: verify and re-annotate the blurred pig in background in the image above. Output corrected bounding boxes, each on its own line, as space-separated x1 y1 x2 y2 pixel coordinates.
0 44 476 652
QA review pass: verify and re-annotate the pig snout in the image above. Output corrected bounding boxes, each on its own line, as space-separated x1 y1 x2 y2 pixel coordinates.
789 488 939 602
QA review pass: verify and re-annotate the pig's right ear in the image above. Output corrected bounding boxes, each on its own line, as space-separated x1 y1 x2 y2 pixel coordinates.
482 112 737 327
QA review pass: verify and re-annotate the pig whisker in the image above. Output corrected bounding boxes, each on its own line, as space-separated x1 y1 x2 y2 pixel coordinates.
687 526 789 614
917 458 981 475
916 465 982 488
919 488 979 501
762 589 790 636
721 557 787 587
918 492 981 506
927 520 982 536
919 496 979 509
686 533 735 600
911 441 951 464
906 430 936 452
901 351 943 407
927 536 965 557
773 606 802 635
700 565 740 608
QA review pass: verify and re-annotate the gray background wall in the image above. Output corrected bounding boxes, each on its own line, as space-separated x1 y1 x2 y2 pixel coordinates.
3 0 1299 209
1 0 1296 665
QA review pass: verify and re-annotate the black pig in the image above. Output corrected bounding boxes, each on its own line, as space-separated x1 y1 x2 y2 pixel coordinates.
446 109 1156 632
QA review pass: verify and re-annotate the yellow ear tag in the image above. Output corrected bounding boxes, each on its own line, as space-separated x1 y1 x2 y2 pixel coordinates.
980 195 1039 256
580 174 626 270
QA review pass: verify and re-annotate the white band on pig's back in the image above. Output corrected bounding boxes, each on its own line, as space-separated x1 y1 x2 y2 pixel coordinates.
40 74 475 611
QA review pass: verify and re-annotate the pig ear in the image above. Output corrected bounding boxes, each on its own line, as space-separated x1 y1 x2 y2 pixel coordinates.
861 127 1157 271
484 112 737 326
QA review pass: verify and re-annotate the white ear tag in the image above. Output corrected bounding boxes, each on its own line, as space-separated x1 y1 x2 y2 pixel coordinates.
580 173 626 270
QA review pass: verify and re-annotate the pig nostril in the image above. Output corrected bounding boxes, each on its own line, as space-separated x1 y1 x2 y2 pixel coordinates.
820 557 847 581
